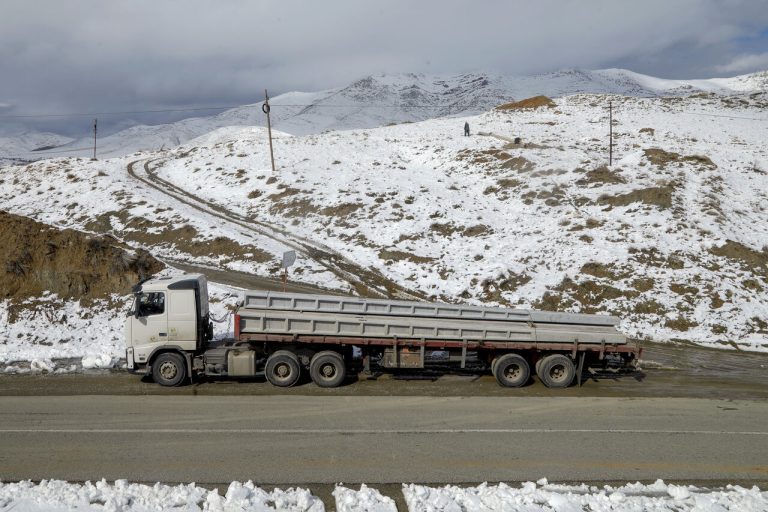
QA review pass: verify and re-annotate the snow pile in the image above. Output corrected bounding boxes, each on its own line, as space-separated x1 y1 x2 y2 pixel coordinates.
403 479 768 512
334 484 397 512
0 479 323 512
0 479 766 511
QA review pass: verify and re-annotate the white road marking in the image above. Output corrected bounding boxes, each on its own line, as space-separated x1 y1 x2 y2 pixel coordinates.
1 428 766 435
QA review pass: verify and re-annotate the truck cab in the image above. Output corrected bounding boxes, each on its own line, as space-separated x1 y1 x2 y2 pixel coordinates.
125 274 211 384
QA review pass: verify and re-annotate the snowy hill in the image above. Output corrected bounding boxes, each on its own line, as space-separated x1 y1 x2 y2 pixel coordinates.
2 68 767 165
1 82 767 369
0 131 74 166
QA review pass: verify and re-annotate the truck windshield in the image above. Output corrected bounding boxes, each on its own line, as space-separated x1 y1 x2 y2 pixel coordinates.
137 292 166 317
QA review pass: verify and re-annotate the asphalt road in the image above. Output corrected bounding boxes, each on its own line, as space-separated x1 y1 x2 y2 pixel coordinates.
1 395 766 487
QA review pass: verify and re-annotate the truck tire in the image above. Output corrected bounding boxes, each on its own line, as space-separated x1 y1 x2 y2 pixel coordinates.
265 350 301 387
493 353 530 388
538 354 576 388
309 351 346 388
490 356 499 375
152 352 187 387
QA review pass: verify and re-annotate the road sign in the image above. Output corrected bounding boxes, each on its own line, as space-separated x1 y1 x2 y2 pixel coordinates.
282 250 296 269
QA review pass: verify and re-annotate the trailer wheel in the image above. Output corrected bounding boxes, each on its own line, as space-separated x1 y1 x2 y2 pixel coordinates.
310 351 346 388
152 352 187 387
493 353 530 388
265 350 301 387
538 354 576 388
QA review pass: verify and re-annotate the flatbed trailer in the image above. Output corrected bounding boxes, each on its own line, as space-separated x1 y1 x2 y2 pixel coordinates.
125 274 641 388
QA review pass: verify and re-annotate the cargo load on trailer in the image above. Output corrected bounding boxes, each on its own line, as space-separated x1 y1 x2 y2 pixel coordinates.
125 274 640 388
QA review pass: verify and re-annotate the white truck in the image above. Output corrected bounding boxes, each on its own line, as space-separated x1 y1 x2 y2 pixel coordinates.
125 273 640 388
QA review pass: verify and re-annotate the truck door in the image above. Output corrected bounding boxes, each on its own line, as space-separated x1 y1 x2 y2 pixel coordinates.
132 291 169 347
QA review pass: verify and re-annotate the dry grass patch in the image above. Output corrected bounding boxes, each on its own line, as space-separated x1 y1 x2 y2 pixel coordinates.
709 240 768 278
319 202 364 217
575 166 626 187
378 249 434 264
1 210 162 301
496 96 556 110
644 148 717 170
599 186 674 209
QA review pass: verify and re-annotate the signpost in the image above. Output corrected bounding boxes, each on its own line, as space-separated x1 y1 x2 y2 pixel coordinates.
281 250 296 292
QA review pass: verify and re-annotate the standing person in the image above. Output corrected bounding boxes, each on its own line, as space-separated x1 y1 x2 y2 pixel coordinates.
464 121 470 136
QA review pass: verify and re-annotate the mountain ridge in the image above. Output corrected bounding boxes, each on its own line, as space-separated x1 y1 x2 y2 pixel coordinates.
1 68 766 165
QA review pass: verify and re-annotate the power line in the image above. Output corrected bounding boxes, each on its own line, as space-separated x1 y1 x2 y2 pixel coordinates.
2 103 766 120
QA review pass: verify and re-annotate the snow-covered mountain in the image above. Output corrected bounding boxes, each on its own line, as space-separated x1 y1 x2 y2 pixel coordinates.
0 131 74 166
2 68 766 166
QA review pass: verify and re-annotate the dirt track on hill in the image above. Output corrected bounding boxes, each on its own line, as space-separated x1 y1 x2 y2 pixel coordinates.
126 158 427 300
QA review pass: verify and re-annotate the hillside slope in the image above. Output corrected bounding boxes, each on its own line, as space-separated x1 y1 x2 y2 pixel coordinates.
1 89 767 354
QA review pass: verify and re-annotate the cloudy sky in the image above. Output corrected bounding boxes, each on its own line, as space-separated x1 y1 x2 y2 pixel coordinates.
1 0 767 136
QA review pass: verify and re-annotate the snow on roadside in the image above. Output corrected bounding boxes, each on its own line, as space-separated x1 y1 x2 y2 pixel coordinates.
0 278 240 372
402 479 768 512
0 479 765 512
0 479 324 512
334 484 398 512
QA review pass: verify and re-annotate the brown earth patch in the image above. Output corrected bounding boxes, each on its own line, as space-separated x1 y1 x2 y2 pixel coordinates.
268 198 320 218
378 249 434 264
575 166 626 187
500 157 535 172
535 278 638 314
84 211 271 263
644 148 717 170
462 224 492 237
319 202 364 217
629 247 686 270
1 210 162 301
709 240 768 278
496 96 556 110
631 278 655 292
480 272 532 305
580 262 631 280
598 186 674 209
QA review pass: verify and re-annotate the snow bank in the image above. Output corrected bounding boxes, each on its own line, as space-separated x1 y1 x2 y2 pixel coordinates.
0 479 324 512
0 479 765 511
403 479 768 512
334 484 397 512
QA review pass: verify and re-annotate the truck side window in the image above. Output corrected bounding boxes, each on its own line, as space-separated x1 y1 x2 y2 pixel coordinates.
138 292 165 317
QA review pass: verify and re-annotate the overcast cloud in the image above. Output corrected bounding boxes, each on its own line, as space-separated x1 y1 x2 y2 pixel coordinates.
1 0 767 136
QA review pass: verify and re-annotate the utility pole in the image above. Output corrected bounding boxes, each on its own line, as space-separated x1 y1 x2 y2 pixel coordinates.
92 118 98 160
262 89 276 172
608 101 613 167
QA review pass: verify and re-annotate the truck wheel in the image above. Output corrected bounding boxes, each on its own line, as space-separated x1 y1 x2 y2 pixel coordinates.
265 350 301 387
493 353 530 388
310 351 346 388
152 352 187 387
538 354 576 388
